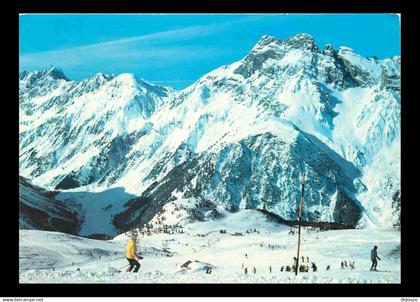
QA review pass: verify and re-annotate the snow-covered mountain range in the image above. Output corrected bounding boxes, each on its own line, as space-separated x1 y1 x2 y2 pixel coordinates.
19 33 400 237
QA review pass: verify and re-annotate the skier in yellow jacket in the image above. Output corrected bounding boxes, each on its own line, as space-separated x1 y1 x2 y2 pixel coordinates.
126 235 142 272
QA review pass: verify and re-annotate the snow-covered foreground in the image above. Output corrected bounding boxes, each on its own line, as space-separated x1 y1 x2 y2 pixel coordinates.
19 210 400 283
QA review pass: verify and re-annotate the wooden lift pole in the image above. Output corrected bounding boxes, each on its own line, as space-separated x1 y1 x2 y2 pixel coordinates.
295 171 306 276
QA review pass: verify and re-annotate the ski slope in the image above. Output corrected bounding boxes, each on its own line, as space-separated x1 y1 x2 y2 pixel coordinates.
19 210 400 283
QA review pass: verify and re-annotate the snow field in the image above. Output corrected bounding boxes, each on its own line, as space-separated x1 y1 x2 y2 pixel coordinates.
20 210 400 283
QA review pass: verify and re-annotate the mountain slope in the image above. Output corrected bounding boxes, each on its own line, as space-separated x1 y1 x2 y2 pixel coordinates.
19 176 82 234
19 33 400 236
20 69 174 191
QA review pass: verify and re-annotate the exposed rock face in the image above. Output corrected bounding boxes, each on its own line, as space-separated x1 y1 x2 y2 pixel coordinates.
333 190 363 228
392 190 401 229
19 177 82 234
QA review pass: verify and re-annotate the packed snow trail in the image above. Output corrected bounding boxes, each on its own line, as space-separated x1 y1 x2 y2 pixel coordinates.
20 210 400 283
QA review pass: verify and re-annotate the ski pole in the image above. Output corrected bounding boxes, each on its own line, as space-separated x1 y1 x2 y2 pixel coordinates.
117 264 129 271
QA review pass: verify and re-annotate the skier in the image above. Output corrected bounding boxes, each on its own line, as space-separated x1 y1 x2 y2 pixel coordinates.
253 267 256 274
293 257 298 272
269 266 272 273
306 256 309 262
370 245 381 271
126 234 142 273
301 256 304 263
244 267 248 274
341 261 344 269
326 265 330 271
281 266 284 272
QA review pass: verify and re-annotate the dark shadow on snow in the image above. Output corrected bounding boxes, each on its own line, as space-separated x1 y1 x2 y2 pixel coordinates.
291 123 362 181
56 187 140 239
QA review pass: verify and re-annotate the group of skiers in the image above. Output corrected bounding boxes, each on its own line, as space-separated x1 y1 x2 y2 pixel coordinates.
341 260 356 269
243 267 258 274
239 246 382 275
240 246 381 275
123 229 383 274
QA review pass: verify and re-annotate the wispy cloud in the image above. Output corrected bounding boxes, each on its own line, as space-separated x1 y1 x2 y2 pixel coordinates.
20 45 233 69
19 15 284 70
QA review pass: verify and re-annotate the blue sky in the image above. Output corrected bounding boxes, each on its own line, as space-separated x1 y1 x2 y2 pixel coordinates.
19 14 400 89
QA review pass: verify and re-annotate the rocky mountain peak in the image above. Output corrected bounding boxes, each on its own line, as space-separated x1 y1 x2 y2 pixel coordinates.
46 67 70 81
323 43 335 56
253 33 319 53
284 33 319 52
337 46 355 55
254 35 279 47
19 67 70 89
